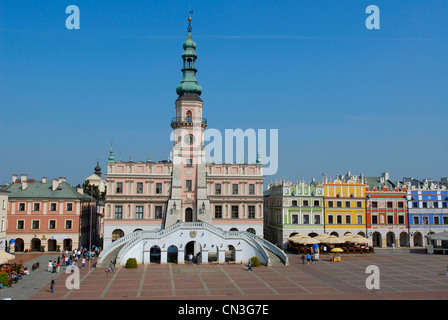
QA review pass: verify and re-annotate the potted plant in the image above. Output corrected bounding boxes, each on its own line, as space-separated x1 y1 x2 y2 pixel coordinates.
40 245 45 252
56 245 61 252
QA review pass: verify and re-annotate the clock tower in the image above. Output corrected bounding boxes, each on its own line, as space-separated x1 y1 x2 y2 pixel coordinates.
166 16 211 227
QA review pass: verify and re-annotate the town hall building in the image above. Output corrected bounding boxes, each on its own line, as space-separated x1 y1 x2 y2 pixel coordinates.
98 17 287 267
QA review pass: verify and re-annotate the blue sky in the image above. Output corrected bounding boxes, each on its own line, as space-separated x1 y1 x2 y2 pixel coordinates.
1 0 447 186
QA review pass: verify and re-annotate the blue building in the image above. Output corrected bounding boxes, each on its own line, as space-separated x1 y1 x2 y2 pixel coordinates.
405 178 448 247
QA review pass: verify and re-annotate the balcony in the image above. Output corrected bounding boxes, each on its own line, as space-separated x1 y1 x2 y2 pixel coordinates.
171 117 207 128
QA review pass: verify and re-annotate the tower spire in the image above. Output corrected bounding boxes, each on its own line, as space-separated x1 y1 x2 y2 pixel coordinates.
176 14 202 97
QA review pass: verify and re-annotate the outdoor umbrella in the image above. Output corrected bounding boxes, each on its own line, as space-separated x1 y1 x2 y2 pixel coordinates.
287 234 304 242
331 248 344 253
0 251 15 264
323 235 344 244
340 232 354 242
348 235 372 244
295 236 320 245
314 234 330 241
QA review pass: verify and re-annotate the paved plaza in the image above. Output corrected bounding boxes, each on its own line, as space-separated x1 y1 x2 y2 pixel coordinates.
1 250 448 300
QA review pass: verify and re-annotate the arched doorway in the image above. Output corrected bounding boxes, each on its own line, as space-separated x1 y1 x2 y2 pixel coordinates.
185 241 201 263
167 245 178 263
15 238 24 252
230 228 238 231
48 239 57 252
63 238 72 251
413 232 423 247
399 232 409 247
330 232 339 237
31 238 41 251
150 245 161 263
185 208 193 222
226 245 236 262
386 232 395 247
372 232 382 247
308 232 318 237
112 229 125 242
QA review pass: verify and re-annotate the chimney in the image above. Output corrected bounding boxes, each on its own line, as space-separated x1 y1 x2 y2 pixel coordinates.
77 187 84 195
58 177 66 183
20 174 27 182
12 174 17 183
42 177 47 183
22 181 28 190
52 179 60 191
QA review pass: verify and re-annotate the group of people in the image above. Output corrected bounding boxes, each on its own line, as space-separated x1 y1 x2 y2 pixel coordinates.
47 246 101 273
301 253 315 264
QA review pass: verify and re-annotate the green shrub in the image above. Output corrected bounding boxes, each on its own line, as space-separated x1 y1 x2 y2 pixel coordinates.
0 272 10 286
250 256 261 267
125 258 138 268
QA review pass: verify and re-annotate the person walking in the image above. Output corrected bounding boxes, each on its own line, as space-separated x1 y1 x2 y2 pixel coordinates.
82 257 86 269
107 260 114 275
50 278 55 294
189 253 193 264
48 260 52 272
247 259 253 271
306 253 311 264
301 255 305 264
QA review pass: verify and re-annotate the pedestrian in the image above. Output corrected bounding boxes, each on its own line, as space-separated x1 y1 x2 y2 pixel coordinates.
306 253 311 264
48 260 52 272
50 278 55 293
189 253 193 264
446 265 448 276
108 261 114 273
56 261 60 273
247 259 253 271
82 258 85 268
392 243 396 250
301 255 305 264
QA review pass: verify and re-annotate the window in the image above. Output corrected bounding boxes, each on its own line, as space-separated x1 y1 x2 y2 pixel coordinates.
18 203 25 211
328 215 334 224
345 201 351 208
337 201 342 208
232 184 238 195
398 202 404 208
116 182 123 194
50 203 57 211
357 201 362 208
231 205 239 219
292 200 298 206
115 206 123 219
372 202 378 208
136 182 143 194
345 215 351 224
413 216 419 224
422 202 427 208
17 220 24 230
444 202 448 208
49 220 56 230
67 203 73 211
314 200 320 206
303 215 310 224
292 215 298 224
303 200 309 206
135 206 144 219
412 202 418 208
156 183 162 194
314 215 321 224
65 220 72 229
186 180 192 192
336 215 342 224
32 220 40 230
434 216 440 225
328 201 334 208
185 158 193 167
387 215 394 224
434 202 439 208
398 215 405 224
215 205 222 219
213 183 221 195
155 206 163 219
372 215 378 224
248 206 255 219
387 202 393 208
357 215 363 225
422 216 429 224
33 203 40 211
2 200 5 210
443 216 448 225
249 184 255 195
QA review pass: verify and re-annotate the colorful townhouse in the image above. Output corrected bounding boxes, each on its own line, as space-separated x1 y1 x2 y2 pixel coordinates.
4 174 96 252
365 172 408 247
0 189 9 252
322 172 367 237
404 178 448 247
263 178 324 249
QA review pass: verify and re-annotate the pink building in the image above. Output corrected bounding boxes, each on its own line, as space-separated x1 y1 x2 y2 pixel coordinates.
5 174 95 252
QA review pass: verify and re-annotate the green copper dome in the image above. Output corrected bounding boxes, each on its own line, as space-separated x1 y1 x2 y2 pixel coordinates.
176 21 202 97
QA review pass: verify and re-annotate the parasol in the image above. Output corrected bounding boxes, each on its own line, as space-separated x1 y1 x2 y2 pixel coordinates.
322 235 344 244
331 248 344 253
0 251 15 264
295 236 320 245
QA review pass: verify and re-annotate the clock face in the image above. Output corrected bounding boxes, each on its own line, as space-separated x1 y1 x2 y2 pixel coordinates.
184 134 194 145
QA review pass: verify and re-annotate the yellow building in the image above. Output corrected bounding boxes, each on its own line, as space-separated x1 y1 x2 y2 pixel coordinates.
323 172 367 237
